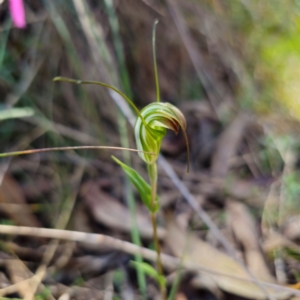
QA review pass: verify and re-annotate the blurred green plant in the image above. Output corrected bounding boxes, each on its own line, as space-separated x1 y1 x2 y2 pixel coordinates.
214 1 300 119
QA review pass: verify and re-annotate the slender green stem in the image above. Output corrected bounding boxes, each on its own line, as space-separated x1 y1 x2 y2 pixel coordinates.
152 20 160 103
148 163 166 300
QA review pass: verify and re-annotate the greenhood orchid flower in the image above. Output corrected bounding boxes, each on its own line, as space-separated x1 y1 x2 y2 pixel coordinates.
134 102 189 170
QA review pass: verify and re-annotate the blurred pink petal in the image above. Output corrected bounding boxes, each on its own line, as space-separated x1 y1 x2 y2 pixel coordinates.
9 0 26 28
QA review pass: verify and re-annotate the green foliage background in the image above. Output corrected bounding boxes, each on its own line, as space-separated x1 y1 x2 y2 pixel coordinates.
225 0 300 117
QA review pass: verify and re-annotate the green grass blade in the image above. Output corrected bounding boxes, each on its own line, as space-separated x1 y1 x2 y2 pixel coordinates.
152 20 160 103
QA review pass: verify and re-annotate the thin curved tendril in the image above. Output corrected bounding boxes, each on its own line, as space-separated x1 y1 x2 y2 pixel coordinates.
53 77 149 129
0 146 156 158
152 19 160 103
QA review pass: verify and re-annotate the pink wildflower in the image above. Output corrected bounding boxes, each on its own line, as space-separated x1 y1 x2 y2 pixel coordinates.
9 0 26 29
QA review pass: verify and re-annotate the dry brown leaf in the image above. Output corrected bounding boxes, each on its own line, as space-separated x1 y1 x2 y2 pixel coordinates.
80 181 166 239
165 216 290 299
211 112 252 177
227 200 275 283
0 175 41 227
71 203 93 233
